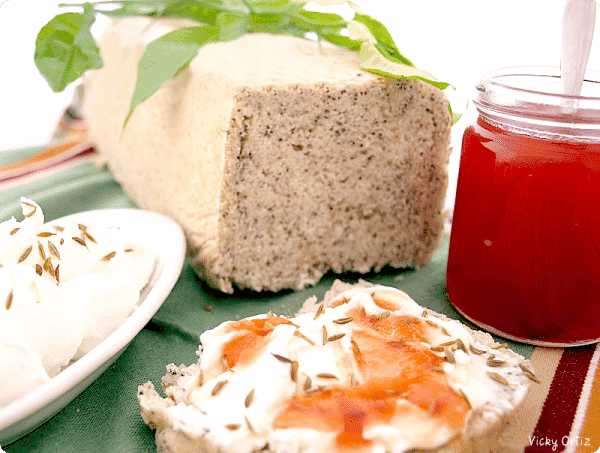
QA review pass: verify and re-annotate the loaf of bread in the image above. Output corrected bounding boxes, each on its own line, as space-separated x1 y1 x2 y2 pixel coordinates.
82 17 452 293
138 281 535 453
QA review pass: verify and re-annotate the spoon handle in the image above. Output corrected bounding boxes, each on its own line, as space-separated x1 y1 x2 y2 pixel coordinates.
561 0 596 96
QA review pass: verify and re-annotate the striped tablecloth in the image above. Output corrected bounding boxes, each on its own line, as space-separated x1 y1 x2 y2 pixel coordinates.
1 121 599 453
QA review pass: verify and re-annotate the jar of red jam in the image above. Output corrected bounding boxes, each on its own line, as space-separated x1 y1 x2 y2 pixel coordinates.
446 66 600 346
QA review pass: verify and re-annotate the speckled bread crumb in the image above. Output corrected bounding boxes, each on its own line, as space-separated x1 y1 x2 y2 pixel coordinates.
83 17 452 293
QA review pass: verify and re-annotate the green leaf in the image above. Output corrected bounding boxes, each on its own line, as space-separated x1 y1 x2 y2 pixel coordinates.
359 41 450 90
250 12 288 27
96 0 250 23
297 10 345 26
449 104 463 126
91 1 166 18
42 0 457 125
215 11 250 40
245 0 301 14
373 42 413 67
248 20 306 35
124 25 218 126
291 9 346 35
352 14 413 66
320 33 362 51
34 4 102 92
160 0 249 25
160 1 223 24
353 13 395 49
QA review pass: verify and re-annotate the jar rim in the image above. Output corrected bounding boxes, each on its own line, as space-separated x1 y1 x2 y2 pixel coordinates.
477 66 600 101
474 66 600 139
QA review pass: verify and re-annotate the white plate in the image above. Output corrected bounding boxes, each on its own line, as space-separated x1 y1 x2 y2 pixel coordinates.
0 208 186 445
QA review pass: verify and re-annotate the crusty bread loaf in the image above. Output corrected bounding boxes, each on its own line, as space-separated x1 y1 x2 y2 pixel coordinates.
83 17 452 293
138 281 535 453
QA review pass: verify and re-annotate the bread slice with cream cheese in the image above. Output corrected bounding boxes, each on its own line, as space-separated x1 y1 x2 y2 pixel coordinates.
82 17 452 293
137 281 535 453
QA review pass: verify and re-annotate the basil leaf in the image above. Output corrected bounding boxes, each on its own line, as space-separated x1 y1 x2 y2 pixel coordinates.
359 41 450 91
352 14 413 66
198 0 250 17
34 4 102 92
291 10 346 35
196 0 249 13
353 13 396 50
124 25 218 126
160 0 249 25
250 12 290 27
246 0 302 14
160 1 223 25
94 1 166 18
320 33 362 51
100 0 251 23
249 20 306 36
449 104 463 126
38 0 457 126
215 11 250 41
373 42 413 67
297 10 345 26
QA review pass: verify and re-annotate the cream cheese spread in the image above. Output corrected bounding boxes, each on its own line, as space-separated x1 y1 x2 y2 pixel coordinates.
0 198 155 407
139 284 534 453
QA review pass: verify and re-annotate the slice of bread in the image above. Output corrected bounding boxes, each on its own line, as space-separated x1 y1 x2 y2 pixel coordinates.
82 17 452 293
138 281 535 453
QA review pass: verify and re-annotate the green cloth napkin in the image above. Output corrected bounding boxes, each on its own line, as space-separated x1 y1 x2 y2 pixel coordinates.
1 148 533 453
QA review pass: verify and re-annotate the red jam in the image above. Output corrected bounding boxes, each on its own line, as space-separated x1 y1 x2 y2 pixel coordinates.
221 317 296 369
447 68 600 345
273 306 469 448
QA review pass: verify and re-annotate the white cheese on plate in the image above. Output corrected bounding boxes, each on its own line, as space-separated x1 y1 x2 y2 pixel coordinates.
0 198 155 408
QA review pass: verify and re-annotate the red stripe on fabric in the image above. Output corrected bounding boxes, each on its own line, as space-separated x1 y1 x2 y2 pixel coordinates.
525 344 596 453
0 146 95 184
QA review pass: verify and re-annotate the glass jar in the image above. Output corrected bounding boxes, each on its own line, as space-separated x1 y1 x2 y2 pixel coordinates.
446 66 600 346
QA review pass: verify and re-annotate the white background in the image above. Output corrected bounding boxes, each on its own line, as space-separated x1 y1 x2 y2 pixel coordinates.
1 0 599 205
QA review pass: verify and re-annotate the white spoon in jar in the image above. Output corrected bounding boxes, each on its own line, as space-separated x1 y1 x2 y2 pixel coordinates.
561 0 596 97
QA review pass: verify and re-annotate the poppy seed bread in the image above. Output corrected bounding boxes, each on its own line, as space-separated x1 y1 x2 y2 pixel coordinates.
82 17 452 293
